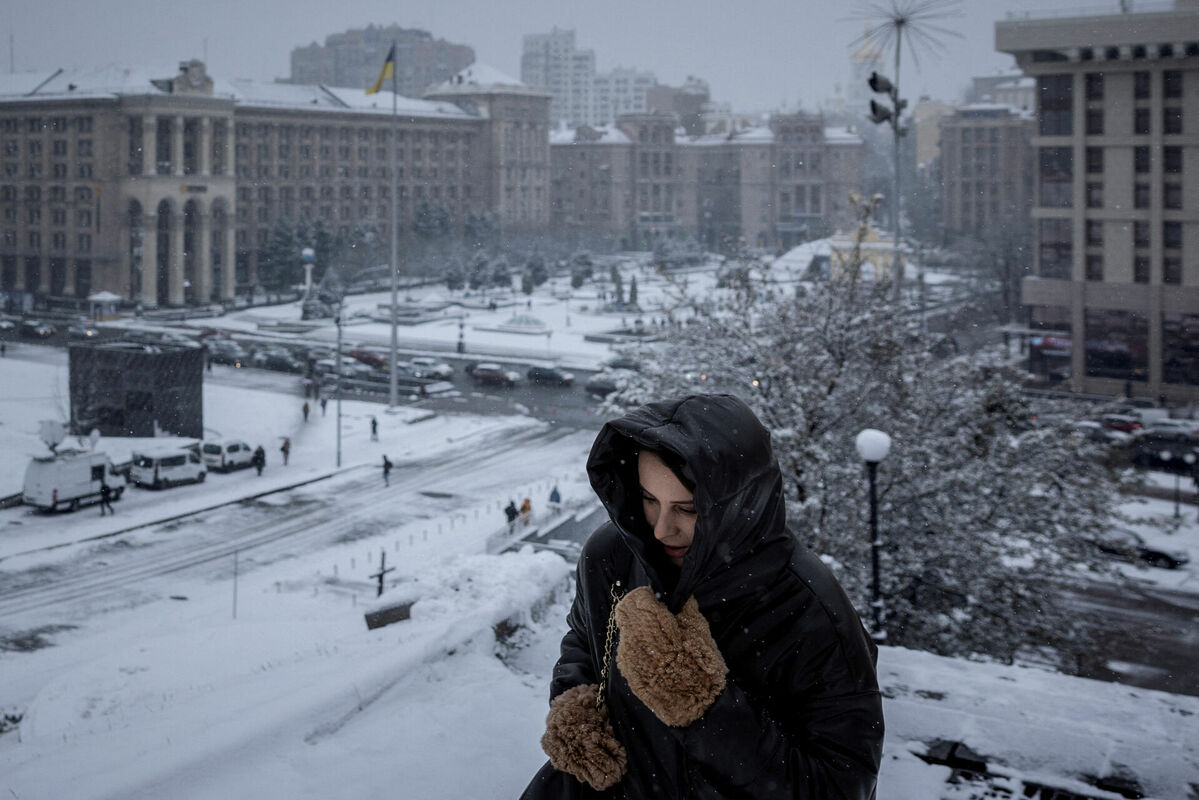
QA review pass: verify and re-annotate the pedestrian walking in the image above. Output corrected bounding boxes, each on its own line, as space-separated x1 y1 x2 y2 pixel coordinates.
320 397 327 417
520 497 532 526
1 341 6 357
548 485 561 514
280 437 291 465
252 445 266 476
370 416 379 441
382 455 392 487
99 480 115 516
302 401 310 422
504 500 519 535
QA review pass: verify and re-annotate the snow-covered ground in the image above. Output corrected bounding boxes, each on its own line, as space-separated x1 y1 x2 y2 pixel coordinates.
3 250 1198 797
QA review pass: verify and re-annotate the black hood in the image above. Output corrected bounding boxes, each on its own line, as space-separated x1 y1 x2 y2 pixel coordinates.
587 394 793 611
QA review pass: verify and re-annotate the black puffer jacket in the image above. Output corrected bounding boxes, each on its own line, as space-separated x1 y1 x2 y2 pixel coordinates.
523 395 883 799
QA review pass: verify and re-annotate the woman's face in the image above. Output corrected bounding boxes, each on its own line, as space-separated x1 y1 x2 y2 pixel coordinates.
638 450 696 567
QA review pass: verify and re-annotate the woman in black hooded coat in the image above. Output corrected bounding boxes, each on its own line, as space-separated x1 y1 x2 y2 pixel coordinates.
522 394 883 799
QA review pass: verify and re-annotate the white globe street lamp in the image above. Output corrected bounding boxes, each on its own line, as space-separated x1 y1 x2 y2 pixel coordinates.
855 428 892 643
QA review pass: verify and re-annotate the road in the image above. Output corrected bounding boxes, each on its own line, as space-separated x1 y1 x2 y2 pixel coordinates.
0 424 593 639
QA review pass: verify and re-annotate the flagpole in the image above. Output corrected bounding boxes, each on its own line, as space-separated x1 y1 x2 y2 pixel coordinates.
388 40 399 410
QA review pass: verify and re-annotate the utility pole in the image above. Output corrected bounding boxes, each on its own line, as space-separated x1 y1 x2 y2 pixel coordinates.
867 69 906 300
388 39 400 410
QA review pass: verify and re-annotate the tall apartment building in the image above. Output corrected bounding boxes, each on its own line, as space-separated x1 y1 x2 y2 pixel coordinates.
288 25 474 99
550 112 863 252
997 1 1199 400
521 28 661 127
521 28 596 127
0 60 549 309
938 104 1035 236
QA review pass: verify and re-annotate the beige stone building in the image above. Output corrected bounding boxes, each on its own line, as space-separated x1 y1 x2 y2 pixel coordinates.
938 104 1035 236
550 111 863 252
0 60 549 309
997 0 1199 399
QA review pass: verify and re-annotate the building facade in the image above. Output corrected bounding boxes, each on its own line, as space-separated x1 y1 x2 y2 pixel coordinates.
550 111 864 252
997 0 1199 400
938 104 1035 236
521 28 597 128
0 60 549 309
288 25 475 99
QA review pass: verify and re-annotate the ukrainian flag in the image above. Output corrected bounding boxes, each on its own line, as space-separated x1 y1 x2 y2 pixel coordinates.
366 44 395 95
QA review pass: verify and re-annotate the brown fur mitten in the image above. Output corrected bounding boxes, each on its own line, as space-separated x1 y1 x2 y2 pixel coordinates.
540 683 627 791
614 586 727 727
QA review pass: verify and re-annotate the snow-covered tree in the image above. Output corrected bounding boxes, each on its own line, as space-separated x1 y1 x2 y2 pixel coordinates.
604 219 1133 670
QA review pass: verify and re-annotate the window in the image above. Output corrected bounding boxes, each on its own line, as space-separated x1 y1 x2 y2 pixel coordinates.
1085 108 1104 135
1086 147 1103 174
1086 219 1104 247
1164 146 1182 174
1164 107 1182 135
1038 75 1073 135
1134 71 1151 100
1164 220 1182 249
77 210 92 228
51 139 66 156
1164 70 1183 99
1086 182 1103 208
1134 146 1150 174
1039 147 1073 208
1039 218 1072 279
1134 108 1151 135
1165 183 1183 210
1086 254 1103 281
1164 256 1181 285
1135 255 1150 283
1135 183 1150 209
77 140 92 157
1085 72 1104 101
1134 220 1150 248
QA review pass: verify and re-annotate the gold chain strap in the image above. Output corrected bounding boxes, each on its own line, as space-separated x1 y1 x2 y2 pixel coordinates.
596 580 625 710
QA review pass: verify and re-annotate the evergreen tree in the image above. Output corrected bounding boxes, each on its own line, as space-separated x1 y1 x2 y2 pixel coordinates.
521 270 535 295
611 264 624 305
259 218 302 290
628 275 638 306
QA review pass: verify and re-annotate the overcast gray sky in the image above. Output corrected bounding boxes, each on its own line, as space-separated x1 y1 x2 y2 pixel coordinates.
6 0 1119 110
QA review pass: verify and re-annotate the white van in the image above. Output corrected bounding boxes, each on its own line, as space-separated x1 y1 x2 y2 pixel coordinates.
129 447 207 489
200 439 254 472
22 449 126 512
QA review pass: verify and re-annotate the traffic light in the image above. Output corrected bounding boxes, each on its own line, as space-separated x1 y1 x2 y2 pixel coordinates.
868 71 893 96
869 100 893 125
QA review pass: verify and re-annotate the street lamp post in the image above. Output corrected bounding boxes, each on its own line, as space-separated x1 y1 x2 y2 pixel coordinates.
335 307 343 468
855 428 892 644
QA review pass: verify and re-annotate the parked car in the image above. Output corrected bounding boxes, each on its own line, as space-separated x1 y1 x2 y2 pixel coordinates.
1100 414 1143 434
251 349 304 373
314 356 373 378
207 340 248 367
1070 420 1132 446
22 449 126 512
471 362 521 387
349 348 389 369
585 374 620 398
410 356 454 379
1092 528 1191 570
604 356 641 371
129 447 207 489
200 439 255 472
1125 430 1199 472
20 319 56 338
0 316 16 331
527 365 575 386
1142 418 1199 437
67 321 99 340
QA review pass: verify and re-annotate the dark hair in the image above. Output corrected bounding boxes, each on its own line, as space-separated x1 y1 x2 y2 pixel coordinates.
640 446 695 493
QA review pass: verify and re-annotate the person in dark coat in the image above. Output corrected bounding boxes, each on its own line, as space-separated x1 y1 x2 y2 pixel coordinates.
251 445 266 476
522 394 883 799
280 437 290 465
99 480 115 516
504 500 520 534
382 455 392 487
370 416 379 441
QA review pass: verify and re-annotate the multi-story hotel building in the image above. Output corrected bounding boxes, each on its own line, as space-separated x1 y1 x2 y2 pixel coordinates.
938 104 1035 236
550 111 863 251
997 0 1199 400
0 60 549 309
